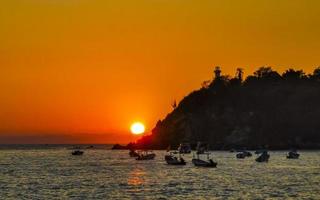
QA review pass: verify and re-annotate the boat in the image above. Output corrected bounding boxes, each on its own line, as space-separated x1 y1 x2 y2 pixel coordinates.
287 150 300 159
255 151 270 162
129 149 139 157
136 151 156 160
236 151 252 159
236 152 246 159
71 150 84 155
192 153 217 167
229 148 236 153
178 143 191 154
165 153 186 165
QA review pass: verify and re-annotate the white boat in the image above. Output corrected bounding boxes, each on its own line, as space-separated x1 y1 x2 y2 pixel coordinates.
136 151 156 160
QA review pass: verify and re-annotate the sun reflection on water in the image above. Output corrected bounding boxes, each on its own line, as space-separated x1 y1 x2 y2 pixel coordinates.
127 168 145 186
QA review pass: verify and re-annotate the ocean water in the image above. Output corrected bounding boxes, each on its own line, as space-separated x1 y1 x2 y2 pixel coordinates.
0 146 319 199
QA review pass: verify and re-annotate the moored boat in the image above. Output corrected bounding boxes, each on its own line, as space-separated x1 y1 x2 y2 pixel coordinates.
71 150 84 155
236 152 246 159
192 153 217 167
255 151 270 162
136 151 156 160
229 148 236 153
287 150 300 159
236 151 252 159
165 153 186 165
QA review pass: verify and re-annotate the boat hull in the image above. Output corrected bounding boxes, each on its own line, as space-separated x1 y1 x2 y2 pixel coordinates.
165 155 186 165
236 151 252 159
136 153 156 160
71 151 83 156
192 159 217 167
287 153 300 159
255 154 270 162
236 153 246 159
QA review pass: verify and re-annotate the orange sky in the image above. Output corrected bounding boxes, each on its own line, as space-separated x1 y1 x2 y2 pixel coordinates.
1 0 320 143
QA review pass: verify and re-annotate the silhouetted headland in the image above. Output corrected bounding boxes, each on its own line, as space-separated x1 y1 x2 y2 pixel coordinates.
111 143 135 150
118 66 320 150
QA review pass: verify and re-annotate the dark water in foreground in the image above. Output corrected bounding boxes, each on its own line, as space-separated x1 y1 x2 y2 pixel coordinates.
0 146 319 199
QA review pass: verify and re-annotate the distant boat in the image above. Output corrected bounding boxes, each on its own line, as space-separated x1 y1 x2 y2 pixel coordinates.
136 151 156 160
192 152 217 167
178 143 191 154
236 151 252 159
236 152 246 159
287 150 300 159
165 152 186 165
255 151 270 162
129 149 139 157
229 148 236 153
71 150 84 156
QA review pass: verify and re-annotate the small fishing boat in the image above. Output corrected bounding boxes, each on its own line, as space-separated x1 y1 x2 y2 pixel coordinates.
165 152 186 165
71 150 84 156
229 148 236 153
192 153 217 167
136 151 156 160
236 151 252 159
287 150 300 159
178 143 191 154
236 152 246 159
255 151 270 162
129 149 139 157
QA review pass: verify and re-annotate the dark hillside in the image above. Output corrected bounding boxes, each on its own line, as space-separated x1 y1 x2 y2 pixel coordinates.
135 67 320 150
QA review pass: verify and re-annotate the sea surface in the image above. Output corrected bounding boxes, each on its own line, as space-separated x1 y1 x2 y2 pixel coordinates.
0 145 319 199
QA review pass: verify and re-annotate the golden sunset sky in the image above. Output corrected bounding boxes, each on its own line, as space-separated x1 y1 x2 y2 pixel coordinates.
1 0 320 143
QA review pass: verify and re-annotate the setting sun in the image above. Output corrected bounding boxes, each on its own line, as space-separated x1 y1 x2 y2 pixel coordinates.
130 122 145 135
